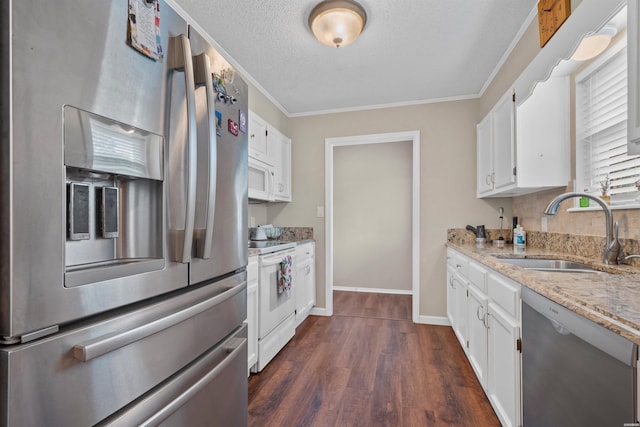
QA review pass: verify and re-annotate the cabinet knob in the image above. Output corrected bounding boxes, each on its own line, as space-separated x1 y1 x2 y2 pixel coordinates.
250 134 255 138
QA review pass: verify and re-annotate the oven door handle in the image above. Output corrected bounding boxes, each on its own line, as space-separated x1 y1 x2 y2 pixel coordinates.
193 52 217 260
260 252 294 266
72 280 246 362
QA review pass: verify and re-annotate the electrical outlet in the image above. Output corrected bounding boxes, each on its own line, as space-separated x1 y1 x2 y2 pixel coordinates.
541 216 548 232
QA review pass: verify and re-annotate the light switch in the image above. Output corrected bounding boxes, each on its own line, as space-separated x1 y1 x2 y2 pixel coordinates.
541 216 548 232
316 206 324 218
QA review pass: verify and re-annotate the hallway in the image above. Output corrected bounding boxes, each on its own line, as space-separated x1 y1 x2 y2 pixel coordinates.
248 291 499 426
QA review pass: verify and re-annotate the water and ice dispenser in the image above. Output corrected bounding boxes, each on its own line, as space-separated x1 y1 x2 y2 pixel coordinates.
63 106 164 287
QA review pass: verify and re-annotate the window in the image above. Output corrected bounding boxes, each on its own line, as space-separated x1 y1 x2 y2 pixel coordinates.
576 38 639 205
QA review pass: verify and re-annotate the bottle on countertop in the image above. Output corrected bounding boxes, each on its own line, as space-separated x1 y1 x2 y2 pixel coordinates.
514 225 526 247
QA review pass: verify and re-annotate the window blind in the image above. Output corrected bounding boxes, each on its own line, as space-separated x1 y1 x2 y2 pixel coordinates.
578 45 637 196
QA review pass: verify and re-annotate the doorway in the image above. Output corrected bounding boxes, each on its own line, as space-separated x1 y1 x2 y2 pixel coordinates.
324 131 420 322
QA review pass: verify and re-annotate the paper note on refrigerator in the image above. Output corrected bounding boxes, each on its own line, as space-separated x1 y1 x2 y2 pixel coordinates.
128 0 163 61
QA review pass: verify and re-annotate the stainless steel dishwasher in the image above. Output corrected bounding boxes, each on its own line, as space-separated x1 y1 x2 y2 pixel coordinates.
521 287 637 426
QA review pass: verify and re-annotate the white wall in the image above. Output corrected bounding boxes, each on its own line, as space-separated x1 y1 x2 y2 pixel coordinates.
333 141 412 292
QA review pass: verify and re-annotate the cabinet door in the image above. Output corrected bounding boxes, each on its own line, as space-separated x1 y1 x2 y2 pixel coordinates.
248 112 275 165
295 261 307 326
515 76 570 187
487 302 521 427
477 114 494 196
272 129 292 202
467 285 488 389
492 92 516 191
446 266 457 327
453 273 468 348
306 254 315 313
629 0 640 153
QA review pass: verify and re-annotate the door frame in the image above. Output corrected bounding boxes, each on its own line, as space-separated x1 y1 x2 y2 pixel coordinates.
324 131 420 322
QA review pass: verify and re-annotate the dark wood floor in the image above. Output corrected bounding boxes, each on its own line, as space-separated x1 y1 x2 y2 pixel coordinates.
248 291 499 427
333 290 412 321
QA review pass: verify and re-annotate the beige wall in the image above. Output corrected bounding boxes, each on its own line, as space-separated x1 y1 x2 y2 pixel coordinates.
333 141 412 292
267 101 512 316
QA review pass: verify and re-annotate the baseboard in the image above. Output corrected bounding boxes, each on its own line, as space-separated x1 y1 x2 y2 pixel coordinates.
310 307 330 316
417 315 450 326
309 306 450 326
333 286 413 295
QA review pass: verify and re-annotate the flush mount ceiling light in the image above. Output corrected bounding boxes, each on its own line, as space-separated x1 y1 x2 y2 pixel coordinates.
571 24 618 61
308 0 367 48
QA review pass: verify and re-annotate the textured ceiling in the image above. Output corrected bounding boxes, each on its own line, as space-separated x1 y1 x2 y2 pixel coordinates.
174 0 538 116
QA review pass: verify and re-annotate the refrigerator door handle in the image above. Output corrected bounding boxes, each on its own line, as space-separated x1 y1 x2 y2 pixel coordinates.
193 53 217 260
168 34 197 264
72 279 246 362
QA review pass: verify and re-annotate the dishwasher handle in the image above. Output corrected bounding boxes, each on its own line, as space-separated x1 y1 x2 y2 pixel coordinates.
549 318 570 335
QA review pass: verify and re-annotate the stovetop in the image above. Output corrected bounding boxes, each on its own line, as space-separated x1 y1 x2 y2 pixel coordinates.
248 240 296 254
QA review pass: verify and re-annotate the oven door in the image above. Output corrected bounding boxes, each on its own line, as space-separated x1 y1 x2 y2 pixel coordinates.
248 157 275 202
258 249 296 338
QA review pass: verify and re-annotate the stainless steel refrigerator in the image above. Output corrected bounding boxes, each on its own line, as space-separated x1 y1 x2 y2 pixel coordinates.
0 0 249 425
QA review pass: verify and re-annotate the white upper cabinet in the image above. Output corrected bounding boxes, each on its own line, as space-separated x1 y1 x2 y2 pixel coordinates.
628 0 640 153
270 127 292 202
476 114 493 196
515 76 570 189
476 91 516 197
248 111 292 202
492 92 517 192
477 0 627 196
248 112 276 166
477 77 570 198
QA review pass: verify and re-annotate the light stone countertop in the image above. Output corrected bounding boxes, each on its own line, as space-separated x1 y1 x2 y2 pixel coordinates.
447 241 640 345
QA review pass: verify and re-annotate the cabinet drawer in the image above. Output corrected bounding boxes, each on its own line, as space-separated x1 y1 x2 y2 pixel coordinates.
447 249 469 276
296 242 315 261
488 273 521 320
468 261 488 293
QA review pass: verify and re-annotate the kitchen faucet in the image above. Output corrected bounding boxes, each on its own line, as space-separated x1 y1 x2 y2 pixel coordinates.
543 192 621 265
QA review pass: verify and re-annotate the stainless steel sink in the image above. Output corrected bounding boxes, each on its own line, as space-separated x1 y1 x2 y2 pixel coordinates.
497 258 599 273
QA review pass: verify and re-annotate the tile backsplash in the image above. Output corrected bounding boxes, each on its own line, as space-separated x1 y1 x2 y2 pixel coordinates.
512 186 640 241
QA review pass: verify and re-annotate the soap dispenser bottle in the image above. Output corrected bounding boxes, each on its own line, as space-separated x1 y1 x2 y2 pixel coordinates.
514 225 526 247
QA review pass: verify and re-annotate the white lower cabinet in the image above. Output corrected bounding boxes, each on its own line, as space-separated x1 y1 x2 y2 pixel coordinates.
453 273 468 348
246 255 258 375
295 242 315 327
466 284 488 387
447 248 521 427
487 302 521 427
